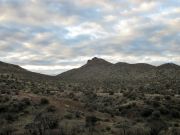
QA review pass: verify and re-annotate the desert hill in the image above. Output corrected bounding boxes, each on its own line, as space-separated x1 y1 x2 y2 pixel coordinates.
57 57 180 84
0 61 54 82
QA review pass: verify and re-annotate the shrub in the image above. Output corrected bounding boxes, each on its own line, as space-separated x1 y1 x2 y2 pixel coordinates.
154 96 161 101
148 120 167 135
46 105 56 112
152 100 160 108
26 113 59 135
164 95 171 100
40 98 49 105
0 96 10 103
4 113 18 122
171 109 180 118
85 115 98 127
75 111 81 118
106 126 111 131
141 107 153 117
64 113 73 119
8 101 24 112
152 110 161 120
109 91 114 95
21 98 31 106
0 126 15 135
0 104 8 113
159 106 169 115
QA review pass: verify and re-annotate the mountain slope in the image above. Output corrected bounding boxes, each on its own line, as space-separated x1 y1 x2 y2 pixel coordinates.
1 59 180 84
0 61 53 81
57 57 180 83
58 57 113 81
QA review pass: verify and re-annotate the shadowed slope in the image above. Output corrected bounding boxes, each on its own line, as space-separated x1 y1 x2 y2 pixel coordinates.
0 61 54 81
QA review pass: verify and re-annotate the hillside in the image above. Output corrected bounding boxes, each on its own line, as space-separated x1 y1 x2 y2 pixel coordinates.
0 59 180 135
57 57 180 83
0 61 54 82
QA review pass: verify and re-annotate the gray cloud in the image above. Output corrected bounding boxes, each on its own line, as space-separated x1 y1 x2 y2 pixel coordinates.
0 0 179 74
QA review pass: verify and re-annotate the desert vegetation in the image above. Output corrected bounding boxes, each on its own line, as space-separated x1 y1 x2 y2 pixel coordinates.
0 59 180 135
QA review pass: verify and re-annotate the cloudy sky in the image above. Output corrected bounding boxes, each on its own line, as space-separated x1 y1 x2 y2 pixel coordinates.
0 0 179 75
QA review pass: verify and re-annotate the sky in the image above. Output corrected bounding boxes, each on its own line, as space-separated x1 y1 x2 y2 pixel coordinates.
0 0 180 75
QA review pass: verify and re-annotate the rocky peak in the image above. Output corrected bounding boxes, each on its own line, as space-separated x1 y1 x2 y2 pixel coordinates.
86 57 112 66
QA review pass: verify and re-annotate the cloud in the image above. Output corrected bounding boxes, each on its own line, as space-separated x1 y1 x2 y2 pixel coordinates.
65 22 108 39
0 0 179 74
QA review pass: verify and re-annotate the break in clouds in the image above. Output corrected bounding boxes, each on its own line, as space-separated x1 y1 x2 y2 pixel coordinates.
0 0 179 74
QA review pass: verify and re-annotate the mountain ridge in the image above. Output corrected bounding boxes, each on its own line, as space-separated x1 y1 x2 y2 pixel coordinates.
57 57 180 83
0 61 54 81
0 58 180 79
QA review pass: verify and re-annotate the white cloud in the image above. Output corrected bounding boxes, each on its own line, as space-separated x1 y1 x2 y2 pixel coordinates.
0 0 179 74
65 22 108 39
104 15 117 22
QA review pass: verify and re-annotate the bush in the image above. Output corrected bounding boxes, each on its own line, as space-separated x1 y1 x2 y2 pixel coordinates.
9 101 24 113
8 101 24 112
40 98 49 105
141 107 153 117
106 126 111 131
154 96 161 101
109 91 114 95
0 104 8 113
0 96 10 103
0 126 15 135
152 100 160 108
64 113 73 119
171 109 180 118
46 105 56 112
148 120 167 135
4 113 18 122
85 115 98 127
75 111 81 118
21 98 31 106
35 113 59 129
159 106 169 115
164 95 171 100
26 113 59 134
152 110 161 120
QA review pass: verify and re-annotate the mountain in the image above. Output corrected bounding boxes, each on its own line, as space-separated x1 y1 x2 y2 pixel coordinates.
1 58 180 85
0 61 53 82
57 57 113 81
57 57 180 84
